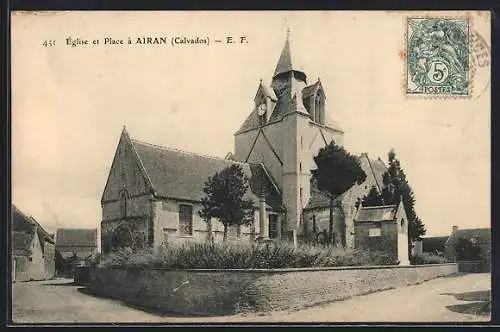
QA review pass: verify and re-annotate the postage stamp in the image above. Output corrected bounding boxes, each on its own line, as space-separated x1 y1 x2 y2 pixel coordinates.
406 17 470 96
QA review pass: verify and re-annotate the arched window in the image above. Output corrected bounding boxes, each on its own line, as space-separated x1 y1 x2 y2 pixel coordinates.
314 90 324 124
119 189 129 218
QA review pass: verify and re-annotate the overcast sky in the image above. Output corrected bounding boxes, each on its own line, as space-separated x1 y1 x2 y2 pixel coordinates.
11 11 490 238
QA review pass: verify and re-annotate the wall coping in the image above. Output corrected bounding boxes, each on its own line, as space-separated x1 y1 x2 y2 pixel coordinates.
97 263 457 274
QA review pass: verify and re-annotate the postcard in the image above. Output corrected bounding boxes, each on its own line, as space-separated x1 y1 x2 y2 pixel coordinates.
10 10 491 324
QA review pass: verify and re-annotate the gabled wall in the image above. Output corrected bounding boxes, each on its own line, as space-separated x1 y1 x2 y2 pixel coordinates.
395 203 410 265
14 233 45 282
101 131 155 253
101 131 152 203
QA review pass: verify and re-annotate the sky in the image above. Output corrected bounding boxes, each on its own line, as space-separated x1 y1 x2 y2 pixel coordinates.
11 11 491 239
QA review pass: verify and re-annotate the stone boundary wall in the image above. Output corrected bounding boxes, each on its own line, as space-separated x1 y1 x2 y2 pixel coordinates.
457 260 490 273
88 264 458 316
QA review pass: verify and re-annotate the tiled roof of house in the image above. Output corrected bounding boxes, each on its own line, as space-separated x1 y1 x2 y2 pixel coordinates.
131 139 283 211
445 228 491 246
355 205 398 223
422 236 449 253
305 154 388 210
56 228 98 248
12 231 34 256
12 204 54 244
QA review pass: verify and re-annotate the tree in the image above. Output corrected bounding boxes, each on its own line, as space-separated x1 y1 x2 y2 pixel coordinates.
356 185 384 208
455 237 481 260
312 141 367 246
380 149 426 253
199 164 255 242
55 249 66 275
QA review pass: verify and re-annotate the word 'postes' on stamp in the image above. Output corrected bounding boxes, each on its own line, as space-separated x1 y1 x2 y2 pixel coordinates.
406 17 469 97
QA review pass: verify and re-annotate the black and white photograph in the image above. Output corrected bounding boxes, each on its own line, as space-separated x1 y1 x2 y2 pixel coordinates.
10 10 491 324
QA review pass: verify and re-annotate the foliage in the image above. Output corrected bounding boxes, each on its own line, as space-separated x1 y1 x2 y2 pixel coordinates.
312 141 367 245
99 241 398 270
55 249 66 273
455 237 482 260
199 164 255 241
380 150 426 251
356 186 385 208
85 252 102 267
410 253 449 265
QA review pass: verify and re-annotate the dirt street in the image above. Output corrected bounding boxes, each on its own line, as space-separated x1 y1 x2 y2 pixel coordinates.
11 273 491 324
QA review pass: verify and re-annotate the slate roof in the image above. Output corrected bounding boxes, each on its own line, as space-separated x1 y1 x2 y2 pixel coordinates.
256 82 277 102
445 228 491 246
355 205 398 223
236 38 343 135
302 81 323 98
422 236 449 253
273 37 306 78
12 204 54 245
56 228 98 248
12 231 34 256
131 139 283 211
305 154 387 210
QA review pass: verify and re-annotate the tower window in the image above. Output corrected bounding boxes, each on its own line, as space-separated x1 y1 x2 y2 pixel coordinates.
300 187 303 200
300 136 303 149
299 162 302 172
314 91 325 124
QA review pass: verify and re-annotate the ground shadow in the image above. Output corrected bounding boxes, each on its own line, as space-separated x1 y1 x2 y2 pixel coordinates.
442 272 469 278
446 301 491 317
77 287 225 318
441 290 490 302
43 281 78 286
441 290 491 318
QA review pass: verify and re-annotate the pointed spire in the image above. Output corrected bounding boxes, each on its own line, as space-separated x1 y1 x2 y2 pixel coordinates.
273 29 306 79
121 125 130 139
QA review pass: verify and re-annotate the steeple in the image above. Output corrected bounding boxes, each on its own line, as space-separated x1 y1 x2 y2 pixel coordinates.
273 29 307 81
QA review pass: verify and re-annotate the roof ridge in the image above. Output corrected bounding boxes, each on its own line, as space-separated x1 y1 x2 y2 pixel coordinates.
360 204 397 209
57 228 97 231
130 138 251 166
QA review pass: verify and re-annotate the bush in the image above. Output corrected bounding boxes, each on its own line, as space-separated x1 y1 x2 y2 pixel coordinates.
99 242 398 270
410 253 448 265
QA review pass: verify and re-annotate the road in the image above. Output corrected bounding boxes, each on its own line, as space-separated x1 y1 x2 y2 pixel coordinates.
11 273 491 324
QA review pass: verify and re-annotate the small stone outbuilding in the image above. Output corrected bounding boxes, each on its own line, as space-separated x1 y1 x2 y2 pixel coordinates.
353 200 410 265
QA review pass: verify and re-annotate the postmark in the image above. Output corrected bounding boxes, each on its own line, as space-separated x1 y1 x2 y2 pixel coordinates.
406 17 470 97
469 30 491 100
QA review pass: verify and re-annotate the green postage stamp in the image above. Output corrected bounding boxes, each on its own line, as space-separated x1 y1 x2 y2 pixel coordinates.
406 17 470 96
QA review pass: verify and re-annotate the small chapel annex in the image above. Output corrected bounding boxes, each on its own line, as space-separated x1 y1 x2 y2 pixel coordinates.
100 34 392 252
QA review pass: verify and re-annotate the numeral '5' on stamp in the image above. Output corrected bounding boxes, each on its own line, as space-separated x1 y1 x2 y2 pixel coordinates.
406 17 469 97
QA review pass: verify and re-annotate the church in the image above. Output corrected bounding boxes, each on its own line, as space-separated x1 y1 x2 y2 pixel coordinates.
100 34 391 252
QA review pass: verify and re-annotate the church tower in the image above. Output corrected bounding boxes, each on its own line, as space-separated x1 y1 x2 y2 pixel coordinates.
234 32 344 236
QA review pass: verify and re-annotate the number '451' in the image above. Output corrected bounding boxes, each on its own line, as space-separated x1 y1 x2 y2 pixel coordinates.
42 40 56 47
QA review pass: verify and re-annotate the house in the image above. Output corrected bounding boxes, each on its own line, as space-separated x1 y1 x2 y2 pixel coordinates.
353 200 410 265
444 226 491 272
55 228 98 260
12 205 55 282
101 33 390 252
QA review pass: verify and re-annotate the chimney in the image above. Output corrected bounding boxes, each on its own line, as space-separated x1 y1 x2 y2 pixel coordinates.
452 225 458 233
